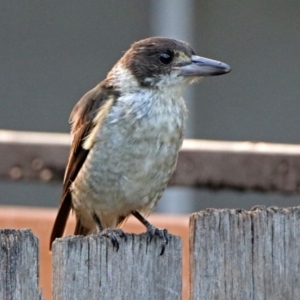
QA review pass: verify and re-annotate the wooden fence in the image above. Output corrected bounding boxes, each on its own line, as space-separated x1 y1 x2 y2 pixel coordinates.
2 207 300 299
1 130 300 299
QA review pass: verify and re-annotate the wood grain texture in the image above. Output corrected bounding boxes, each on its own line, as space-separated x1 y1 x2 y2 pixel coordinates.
3 130 300 193
0 229 42 300
189 206 300 300
0 207 189 300
52 233 182 300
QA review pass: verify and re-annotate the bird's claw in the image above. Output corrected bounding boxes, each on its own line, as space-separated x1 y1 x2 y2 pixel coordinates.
146 225 169 255
100 228 127 251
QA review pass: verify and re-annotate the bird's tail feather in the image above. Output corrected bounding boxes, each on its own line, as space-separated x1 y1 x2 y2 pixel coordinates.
49 191 72 250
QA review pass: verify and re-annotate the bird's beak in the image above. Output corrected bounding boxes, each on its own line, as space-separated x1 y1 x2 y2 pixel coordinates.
179 55 231 77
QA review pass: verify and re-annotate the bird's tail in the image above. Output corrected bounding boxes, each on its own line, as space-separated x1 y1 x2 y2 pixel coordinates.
49 191 72 250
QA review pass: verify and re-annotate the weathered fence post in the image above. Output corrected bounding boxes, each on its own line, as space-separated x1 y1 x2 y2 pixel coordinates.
0 229 42 300
52 233 182 300
189 206 300 300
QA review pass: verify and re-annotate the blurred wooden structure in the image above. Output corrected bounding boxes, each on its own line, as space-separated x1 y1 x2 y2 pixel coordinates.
1 130 300 299
2 129 300 192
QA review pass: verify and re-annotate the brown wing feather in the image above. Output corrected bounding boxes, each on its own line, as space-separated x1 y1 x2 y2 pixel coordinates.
49 83 117 250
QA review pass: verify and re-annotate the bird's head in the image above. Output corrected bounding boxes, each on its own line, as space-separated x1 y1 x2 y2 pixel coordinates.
108 37 231 95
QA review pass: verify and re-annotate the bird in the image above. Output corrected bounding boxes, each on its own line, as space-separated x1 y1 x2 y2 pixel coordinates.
49 37 231 254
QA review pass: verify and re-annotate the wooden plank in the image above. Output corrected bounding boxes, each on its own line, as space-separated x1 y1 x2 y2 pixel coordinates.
172 140 300 193
52 233 182 300
0 130 69 182
0 229 43 300
2 129 300 193
0 206 189 300
189 206 300 300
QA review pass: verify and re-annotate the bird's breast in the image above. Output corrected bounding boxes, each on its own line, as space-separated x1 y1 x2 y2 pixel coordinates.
72 91 187 218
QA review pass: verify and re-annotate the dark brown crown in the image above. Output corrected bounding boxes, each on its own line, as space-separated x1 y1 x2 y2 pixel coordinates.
121 37 195 86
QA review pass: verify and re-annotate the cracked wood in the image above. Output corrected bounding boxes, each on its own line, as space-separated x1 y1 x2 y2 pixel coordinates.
189 206 300 299
52 233 182 300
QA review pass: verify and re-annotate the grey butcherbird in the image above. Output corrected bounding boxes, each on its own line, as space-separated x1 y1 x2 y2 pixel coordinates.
50 37 231 254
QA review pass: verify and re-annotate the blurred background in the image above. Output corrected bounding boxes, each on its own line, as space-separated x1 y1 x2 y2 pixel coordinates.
0 0 300 212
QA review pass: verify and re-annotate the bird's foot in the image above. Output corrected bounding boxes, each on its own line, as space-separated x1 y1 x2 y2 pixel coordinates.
146 225 169 255
100 228 127 251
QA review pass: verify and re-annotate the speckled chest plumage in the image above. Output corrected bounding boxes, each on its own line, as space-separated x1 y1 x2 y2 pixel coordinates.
71 88 187 230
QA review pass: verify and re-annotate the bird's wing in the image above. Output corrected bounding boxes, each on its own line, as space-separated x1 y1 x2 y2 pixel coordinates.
49 84 117 249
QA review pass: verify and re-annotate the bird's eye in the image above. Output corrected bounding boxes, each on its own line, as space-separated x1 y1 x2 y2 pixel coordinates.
159 52 173 64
